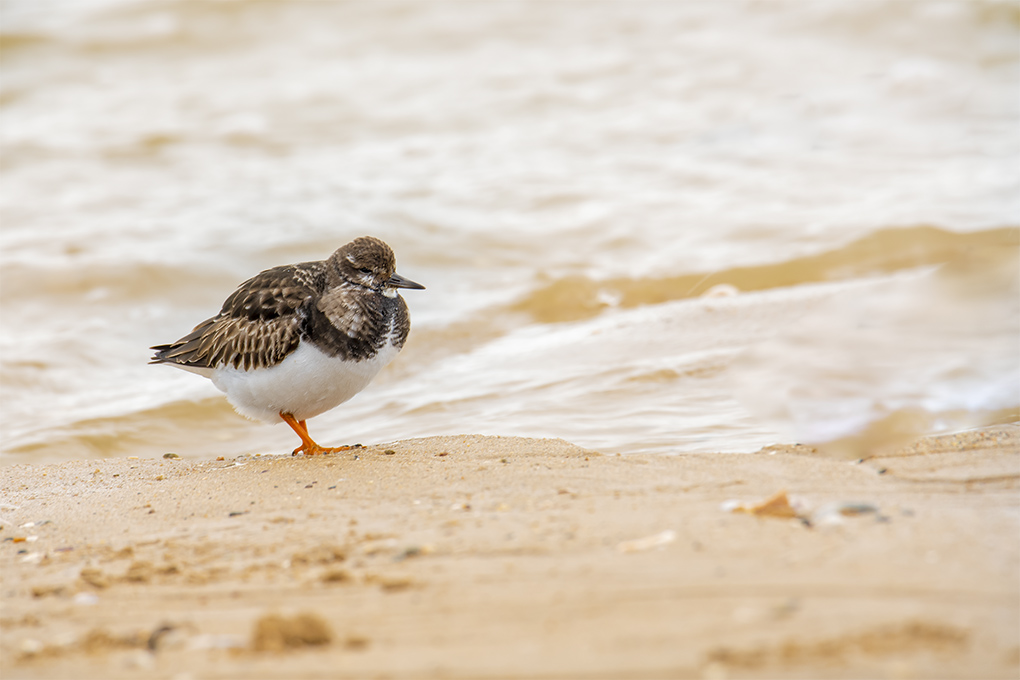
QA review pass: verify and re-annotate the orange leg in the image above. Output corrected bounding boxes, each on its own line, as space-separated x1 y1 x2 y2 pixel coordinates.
279 412 351 456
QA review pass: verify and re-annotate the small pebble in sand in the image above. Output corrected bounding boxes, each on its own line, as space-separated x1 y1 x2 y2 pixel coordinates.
80 567 111 589
124 561 154 583
251 612 333 652
616 530 677 553
31 584 65 598
321 568 354 584
721 490 803 519
395 545 434 561
365 574 415 592
810 501 882 526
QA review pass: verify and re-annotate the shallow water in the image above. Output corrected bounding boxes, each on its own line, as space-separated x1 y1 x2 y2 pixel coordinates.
2 1 1018 464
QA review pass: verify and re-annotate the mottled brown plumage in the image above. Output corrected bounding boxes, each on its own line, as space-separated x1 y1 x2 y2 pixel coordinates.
151 236 420 372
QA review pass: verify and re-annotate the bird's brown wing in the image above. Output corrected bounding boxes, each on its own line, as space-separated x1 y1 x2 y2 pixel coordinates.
150 262 325 372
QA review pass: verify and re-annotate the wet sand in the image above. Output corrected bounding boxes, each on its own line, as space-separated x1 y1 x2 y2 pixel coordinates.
2 427 1018 679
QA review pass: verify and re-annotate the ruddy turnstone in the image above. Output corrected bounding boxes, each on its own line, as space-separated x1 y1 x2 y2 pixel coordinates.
150 236 424 456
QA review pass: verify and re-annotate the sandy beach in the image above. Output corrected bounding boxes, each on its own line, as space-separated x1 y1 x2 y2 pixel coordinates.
2 426 1017 679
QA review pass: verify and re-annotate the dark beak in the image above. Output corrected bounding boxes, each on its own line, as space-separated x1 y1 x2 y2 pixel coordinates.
388 272 425 290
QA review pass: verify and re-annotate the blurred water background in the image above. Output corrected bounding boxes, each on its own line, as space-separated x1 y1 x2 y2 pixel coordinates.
1 0 1017 464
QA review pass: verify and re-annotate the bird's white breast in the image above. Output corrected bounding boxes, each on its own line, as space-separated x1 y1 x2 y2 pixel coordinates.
210 340 400 423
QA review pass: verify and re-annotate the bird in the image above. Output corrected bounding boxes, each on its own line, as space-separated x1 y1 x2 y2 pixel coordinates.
150 236 424 456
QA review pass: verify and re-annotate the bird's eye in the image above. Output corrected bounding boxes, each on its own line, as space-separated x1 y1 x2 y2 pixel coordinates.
358 267 372 274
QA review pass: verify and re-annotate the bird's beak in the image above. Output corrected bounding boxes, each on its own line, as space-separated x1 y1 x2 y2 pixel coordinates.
388 272 425 290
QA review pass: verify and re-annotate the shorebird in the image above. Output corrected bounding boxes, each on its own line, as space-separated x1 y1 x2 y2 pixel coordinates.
151 236 424 455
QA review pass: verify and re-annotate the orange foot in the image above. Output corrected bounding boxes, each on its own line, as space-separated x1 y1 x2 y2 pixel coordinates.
279 412 353 457
291 442 353 457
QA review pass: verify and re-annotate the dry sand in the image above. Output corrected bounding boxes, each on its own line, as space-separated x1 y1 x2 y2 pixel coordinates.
1 427 1018 679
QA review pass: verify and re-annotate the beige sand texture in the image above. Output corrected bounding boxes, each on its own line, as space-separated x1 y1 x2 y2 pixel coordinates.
1 426 1018 679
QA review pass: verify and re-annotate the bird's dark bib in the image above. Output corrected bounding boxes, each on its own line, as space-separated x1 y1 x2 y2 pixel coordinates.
307 286 410 362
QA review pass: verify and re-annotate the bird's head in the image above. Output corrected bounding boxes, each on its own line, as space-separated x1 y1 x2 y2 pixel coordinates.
332 236 425 295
